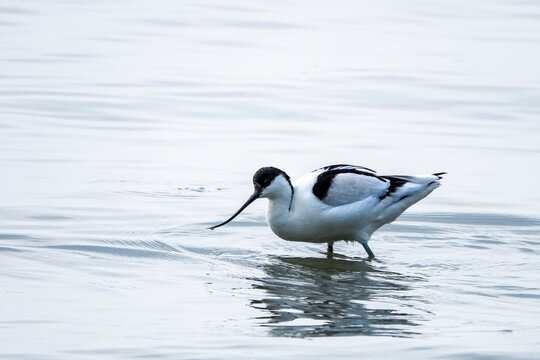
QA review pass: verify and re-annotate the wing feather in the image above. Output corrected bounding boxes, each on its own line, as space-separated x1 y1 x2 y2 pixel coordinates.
313 169 388 206
311 166 442 207
380 174 441 201
314 164 376 173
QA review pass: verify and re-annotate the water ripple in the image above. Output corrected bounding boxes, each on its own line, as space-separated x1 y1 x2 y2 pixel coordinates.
43 244 185 261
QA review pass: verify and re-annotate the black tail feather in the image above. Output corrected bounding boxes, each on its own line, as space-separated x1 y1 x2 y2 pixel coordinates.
433 172 447 179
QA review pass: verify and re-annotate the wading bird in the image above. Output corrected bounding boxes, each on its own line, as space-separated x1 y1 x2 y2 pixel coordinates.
210 165 444 259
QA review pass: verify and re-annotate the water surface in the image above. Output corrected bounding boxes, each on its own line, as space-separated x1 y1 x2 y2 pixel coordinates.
1 1 540 359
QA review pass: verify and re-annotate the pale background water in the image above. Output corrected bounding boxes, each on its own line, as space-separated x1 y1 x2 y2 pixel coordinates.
1 0 540 359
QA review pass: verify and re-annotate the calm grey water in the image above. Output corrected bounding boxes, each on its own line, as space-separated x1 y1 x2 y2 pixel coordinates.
1 1 540 359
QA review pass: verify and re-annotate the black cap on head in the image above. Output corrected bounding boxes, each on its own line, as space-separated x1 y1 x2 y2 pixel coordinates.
253 167 287 190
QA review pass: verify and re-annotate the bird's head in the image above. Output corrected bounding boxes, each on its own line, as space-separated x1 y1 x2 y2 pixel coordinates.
209 167 292 230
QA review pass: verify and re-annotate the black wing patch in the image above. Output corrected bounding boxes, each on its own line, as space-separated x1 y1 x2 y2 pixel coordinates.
312 169 385 201
316 164 376 173
379 176 409 200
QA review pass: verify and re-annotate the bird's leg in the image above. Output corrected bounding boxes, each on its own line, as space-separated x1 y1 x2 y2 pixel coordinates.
327 242 334 254
361 242 375 259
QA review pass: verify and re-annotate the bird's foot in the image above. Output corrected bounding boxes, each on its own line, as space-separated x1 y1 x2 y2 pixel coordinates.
361 242 375 260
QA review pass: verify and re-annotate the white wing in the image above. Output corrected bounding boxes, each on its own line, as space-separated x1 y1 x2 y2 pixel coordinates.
312 168 389 206
311 166 443 207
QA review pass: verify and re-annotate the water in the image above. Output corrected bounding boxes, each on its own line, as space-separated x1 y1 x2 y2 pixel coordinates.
1 0 540 358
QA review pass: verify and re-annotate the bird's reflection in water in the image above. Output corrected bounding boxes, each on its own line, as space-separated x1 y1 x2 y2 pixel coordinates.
250 255 430 338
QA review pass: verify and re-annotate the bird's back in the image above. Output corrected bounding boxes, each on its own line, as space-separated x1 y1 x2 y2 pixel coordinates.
276 166 444 242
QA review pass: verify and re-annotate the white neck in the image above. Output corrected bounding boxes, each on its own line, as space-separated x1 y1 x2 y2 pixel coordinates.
263 177 293 235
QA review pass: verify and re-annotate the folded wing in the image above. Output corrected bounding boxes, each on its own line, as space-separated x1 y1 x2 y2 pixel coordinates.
313 168 388 206
312 166 443 207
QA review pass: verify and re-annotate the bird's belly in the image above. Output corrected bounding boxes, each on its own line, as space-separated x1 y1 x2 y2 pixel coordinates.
267 216 357 243
270 227 338 243
265 196 375 243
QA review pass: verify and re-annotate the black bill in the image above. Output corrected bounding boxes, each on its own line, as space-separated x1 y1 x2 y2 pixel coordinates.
209 191 260 230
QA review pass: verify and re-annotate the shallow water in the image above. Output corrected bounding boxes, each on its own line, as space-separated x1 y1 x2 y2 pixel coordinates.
1 1 540 358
